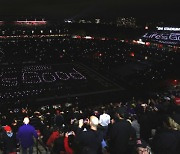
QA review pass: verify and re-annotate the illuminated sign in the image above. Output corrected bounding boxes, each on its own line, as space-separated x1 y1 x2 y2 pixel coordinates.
142 32 180 44
0 64 119 101
15 21 47 26
1 68 86 87
156 27 180 31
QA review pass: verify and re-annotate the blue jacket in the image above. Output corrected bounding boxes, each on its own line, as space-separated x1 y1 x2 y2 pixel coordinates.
17 124 38 148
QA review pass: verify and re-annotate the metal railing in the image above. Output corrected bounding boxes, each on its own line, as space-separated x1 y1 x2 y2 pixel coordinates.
35 138 49 154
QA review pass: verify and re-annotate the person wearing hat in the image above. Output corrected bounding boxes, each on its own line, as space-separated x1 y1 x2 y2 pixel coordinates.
2 125 17 154
17 117 38 154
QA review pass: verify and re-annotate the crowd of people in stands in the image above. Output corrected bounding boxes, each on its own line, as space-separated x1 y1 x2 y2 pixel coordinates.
0 94 179 154
1 37 179 91
0 26 180 154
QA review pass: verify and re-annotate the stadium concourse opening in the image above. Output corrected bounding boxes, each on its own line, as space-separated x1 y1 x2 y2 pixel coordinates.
0 63 124 108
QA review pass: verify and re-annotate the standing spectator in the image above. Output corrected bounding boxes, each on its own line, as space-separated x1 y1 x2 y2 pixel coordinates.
30 111 44 133
2 125 17 154
152 115 180 154
99 109 111 138
41 125 52 145
138 104 152 142
46 126 60 151
64 132 75 154
54 110 64 128
108 107 136 154
52 129 65 154
17 117 38 154
76 116 103 154
131 114 140 139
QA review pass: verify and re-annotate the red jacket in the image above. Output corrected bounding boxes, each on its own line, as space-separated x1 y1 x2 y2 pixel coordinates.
46 131 60 147
64 136 73 154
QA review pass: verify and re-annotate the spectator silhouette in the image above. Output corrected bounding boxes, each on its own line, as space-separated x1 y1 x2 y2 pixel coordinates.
152 115 180 154
76 116 103 154
17 117 38 154
99 109 111 138
54 110 64 128
108 107 136 154
2 125 17 154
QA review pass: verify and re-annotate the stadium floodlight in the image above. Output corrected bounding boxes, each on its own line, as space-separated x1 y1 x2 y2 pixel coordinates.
84 36 92 39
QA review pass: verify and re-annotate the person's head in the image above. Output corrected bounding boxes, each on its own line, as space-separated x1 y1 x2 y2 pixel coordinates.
164 115 180 130
89 116 99 130
23 117 30 125
4 125 12 133
137 147 150 154
56 110 61 115
136 139 150 154
115 107 126 119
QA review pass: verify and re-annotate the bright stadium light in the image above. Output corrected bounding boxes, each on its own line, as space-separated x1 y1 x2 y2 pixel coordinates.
145 26 148 30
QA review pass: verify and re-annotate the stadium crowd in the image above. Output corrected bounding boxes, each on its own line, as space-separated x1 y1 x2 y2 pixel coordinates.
0 26 180 154
0 94 179 154
1 37 179 86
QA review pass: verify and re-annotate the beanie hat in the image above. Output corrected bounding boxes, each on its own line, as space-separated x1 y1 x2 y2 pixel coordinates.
4 125 12 132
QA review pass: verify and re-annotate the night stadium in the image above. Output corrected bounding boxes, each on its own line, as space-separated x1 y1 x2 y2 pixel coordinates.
0 1 180 153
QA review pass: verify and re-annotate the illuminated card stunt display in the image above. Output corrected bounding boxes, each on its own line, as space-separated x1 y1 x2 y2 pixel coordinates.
0 63 121 102
22 68 86 84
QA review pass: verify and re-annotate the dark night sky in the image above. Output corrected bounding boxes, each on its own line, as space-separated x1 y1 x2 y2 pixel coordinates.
0 0 179 25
